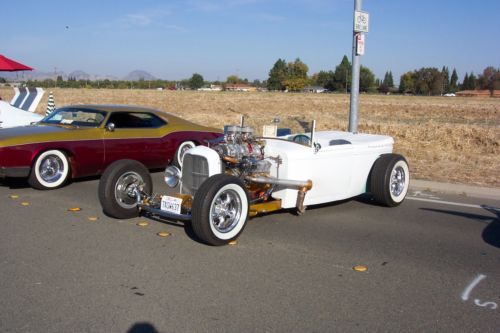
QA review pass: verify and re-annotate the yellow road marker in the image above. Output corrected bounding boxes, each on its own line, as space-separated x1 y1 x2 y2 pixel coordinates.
353 265 368 272
228 240 238 246
21 201 30 206
157 231 171 237
68 207 82 212
88 216 99 221
137 221 149 227
9 195 19 199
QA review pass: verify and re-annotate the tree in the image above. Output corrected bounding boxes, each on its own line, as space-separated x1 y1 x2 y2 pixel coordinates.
312 70 335 90
188 73 204 90
449 68 459 93
252 79 263 87
226 75 241 84
379 71 394 94
267 58 288 91
399 71 415 94
478 66 500 95
382 71 394 88
412 67 443 95
462 73 469 90
441 66 450 94
283 58 309 91
334 55 351 92
464 72 477 90
359 66 375 92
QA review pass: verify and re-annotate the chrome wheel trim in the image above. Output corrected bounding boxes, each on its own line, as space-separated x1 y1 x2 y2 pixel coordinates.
114 171 143 209
39 155 65 183
390 165 406 198
210 189 242 234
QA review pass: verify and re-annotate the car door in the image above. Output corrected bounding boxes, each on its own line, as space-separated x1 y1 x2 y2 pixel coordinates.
314 143 354 196
103 111 169 168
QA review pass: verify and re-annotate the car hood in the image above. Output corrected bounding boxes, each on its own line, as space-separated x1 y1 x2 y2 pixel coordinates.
0 123 96 148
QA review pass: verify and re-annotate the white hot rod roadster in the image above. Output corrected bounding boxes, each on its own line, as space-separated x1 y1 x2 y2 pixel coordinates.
98 121 409 246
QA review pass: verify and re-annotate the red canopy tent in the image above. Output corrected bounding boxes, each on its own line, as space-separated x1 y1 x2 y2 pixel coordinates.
0 54 33 71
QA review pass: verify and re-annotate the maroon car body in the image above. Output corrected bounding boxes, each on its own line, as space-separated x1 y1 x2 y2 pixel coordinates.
0 105 221 189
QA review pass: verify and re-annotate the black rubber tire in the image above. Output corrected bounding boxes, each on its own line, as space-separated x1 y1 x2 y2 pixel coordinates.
28 149 70 190
191 174 249 246
370 154 410 207
98 159 152 219
173 141 196 168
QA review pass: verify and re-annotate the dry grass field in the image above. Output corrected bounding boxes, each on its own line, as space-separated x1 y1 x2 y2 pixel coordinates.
1 87 499 188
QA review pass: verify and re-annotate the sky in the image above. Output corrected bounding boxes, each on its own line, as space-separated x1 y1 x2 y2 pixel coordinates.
1 0 499 82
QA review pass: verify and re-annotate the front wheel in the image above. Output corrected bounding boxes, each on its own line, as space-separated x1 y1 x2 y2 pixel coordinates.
191 174 249 246
98 159 152 219
370 154 410 207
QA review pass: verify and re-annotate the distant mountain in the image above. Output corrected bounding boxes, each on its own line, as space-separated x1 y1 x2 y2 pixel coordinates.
0 69 158 82
124 70 156 81
0 70 64 81
68 70 90 80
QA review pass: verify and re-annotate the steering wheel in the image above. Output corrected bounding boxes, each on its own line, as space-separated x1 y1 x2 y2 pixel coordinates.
292 134 311 146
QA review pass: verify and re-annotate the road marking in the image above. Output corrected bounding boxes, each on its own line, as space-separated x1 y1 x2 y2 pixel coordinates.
407 197 500 212
461 274 486 301
474 299 498 310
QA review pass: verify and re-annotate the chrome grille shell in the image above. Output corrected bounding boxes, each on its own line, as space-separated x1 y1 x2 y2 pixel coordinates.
181 153 209 196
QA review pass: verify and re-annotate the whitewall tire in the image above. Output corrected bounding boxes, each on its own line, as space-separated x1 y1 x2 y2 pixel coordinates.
191 174 249 246
29 150 70 190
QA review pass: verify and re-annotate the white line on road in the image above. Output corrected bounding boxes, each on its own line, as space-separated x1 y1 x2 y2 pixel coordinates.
407 197 500 212
461 274 487 301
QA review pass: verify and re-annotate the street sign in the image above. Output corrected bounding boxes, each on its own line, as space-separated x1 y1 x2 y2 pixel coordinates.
356 33 365 55
354 10 369 33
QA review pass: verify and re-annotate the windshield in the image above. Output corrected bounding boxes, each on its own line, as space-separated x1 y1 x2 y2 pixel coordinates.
41 108 107 127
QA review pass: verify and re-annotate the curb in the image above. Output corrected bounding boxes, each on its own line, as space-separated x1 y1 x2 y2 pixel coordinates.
410 179 500 201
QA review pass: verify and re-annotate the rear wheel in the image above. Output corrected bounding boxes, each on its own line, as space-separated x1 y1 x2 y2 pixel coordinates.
28 150 70 190
98 159 152 219
370 154 409 207
173 141 196 168
191 174 249 246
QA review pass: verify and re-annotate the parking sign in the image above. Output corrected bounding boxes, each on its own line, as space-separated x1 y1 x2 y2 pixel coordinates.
354 10 369 33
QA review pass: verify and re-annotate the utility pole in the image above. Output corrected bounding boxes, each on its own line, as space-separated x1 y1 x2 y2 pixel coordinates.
348 0 369 133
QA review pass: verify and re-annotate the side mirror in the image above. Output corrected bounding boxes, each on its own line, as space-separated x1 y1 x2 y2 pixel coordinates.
106 122 115 132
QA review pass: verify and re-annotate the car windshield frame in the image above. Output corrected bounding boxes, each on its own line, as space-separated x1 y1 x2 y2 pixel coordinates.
41 107 108 128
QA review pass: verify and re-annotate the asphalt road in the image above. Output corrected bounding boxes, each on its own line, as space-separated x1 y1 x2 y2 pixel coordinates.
0 173 499 332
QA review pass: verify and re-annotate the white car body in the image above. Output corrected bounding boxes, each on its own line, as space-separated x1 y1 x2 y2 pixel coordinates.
184 130 393 208
98 123 409 246
264 131 393 208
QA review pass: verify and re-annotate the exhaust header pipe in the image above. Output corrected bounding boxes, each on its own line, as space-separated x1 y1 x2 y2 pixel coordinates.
245 175 312 190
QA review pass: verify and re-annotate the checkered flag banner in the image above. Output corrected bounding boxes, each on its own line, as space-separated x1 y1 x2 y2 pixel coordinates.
46 92 55 115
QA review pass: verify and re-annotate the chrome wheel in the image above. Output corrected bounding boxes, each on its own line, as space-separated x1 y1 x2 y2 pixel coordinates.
114 171 143 209
210 189 242 234
390 166 406 197
39 155 65 183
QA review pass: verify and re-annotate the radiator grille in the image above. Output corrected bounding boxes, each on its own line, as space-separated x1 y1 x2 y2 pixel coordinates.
181 154 209 196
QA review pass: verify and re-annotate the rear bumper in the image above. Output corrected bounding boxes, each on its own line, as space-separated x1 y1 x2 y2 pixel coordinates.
0 166 31 178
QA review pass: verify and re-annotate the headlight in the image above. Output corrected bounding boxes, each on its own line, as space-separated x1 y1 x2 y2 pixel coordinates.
164 166 181 188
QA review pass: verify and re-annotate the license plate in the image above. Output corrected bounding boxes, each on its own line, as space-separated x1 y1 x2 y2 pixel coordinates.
160 196 183 214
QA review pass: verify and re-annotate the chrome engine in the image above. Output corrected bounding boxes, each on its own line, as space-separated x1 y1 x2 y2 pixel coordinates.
213 125 273 175
165 124 311 214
